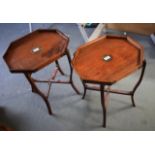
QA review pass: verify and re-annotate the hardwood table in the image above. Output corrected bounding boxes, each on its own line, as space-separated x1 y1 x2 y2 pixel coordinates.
72 35 146 127
3 29 80 115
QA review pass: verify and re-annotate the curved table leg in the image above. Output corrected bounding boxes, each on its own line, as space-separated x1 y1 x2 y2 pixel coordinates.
82 81 87 99
24 73 53 115
131 60 146 107
55 60 65 75
66 49 80 95
131 95 136 107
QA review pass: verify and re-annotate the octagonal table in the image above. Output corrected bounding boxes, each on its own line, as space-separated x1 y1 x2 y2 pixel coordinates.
3 29 80 115
72 35 146 127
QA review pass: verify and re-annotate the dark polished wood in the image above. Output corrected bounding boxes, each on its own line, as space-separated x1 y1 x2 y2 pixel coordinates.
3 29 80 115
72 35 146 127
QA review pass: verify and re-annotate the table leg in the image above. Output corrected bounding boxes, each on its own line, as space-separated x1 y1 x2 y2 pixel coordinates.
24 73 53 115
131 60 146 107
55 60 65 75
100 84 106 127
66 49 80 94
82 81 87 99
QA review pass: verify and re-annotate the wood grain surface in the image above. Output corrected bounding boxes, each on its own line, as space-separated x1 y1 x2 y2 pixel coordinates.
3 29 69 73
72 35 144 84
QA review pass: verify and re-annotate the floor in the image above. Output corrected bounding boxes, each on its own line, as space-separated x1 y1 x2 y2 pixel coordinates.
0 23 155 131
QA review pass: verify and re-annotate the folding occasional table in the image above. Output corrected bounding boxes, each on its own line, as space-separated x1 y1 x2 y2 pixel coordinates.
3 29 80 115
72 35 146 127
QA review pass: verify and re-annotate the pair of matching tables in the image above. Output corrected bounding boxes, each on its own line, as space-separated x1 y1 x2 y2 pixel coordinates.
3 29 146 127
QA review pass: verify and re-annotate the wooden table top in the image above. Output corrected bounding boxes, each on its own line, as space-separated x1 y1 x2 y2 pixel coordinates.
3 29 69 73
72 35 144 84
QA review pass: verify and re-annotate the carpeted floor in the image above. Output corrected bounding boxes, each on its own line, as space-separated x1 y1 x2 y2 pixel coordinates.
0 23 155 130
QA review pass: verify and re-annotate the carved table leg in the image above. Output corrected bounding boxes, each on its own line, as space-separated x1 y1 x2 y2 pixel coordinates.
24 73 53 115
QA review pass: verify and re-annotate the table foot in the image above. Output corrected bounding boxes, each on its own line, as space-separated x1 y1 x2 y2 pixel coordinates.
82 88 86 99
39 93 53 115
131 95 136 107
70 80 80 95
100 84 107 128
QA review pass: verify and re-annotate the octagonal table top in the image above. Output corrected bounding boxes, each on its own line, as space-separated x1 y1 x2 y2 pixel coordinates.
72 35 144 84
3 29 69 73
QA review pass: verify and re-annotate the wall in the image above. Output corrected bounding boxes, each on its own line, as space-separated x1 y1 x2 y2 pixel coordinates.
106 23 155 35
